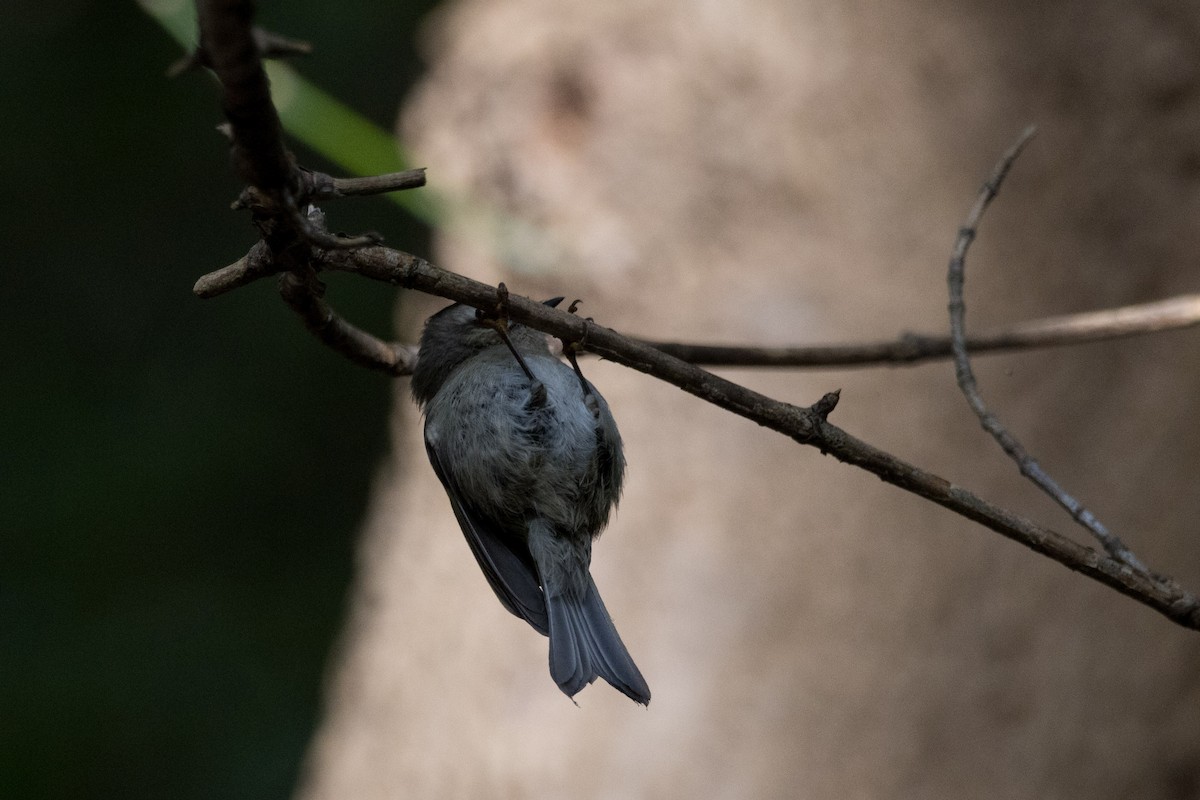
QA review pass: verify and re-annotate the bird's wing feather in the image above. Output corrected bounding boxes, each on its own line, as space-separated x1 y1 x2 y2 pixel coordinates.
425 439 550 636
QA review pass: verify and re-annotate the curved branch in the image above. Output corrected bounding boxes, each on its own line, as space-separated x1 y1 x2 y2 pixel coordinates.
947 126 1146 573
277 270 417 375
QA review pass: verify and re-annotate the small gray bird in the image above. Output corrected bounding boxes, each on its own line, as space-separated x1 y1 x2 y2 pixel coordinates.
411 297 650 705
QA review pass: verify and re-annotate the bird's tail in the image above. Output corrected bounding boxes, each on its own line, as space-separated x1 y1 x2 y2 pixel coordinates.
547 575 651 705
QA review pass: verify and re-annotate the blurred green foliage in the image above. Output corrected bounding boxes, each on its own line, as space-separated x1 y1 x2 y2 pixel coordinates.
0 1 441 797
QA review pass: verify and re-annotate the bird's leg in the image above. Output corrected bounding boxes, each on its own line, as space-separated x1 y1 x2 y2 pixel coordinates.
559 299 600 420
476 283 547 406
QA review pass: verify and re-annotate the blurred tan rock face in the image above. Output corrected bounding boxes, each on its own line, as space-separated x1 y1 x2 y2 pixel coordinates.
299 2 1200 798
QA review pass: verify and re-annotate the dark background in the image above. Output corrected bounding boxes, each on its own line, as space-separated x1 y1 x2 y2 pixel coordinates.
1 2 440 797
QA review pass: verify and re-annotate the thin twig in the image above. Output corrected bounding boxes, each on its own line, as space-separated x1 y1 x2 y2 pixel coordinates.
285 200 382 249
306 168 428 200
277 270 417 375
947 125 1148 573
193 239 278 298
232 169 429 211
230 169 427 212
167 25 311 78
644 293 1200 368
251 27 313 60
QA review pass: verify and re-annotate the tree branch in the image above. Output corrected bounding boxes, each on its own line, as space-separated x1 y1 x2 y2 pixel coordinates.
314 244 1200 630
197 0 295 198
947 126 1147 573
193 246 1200 371
231 168 428 213
193 239 277 298
277 269 417 375
305 168 428 200
196 0 393 359
189 0 1200 631
643 293 1200 368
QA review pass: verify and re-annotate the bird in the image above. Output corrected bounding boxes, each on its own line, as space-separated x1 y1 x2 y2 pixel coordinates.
410 295 650 705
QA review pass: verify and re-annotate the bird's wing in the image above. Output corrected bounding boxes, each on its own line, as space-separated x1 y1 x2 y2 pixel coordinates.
425 438 550 636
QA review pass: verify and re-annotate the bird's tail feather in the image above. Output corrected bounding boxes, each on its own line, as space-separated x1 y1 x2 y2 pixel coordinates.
547 576 650 705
